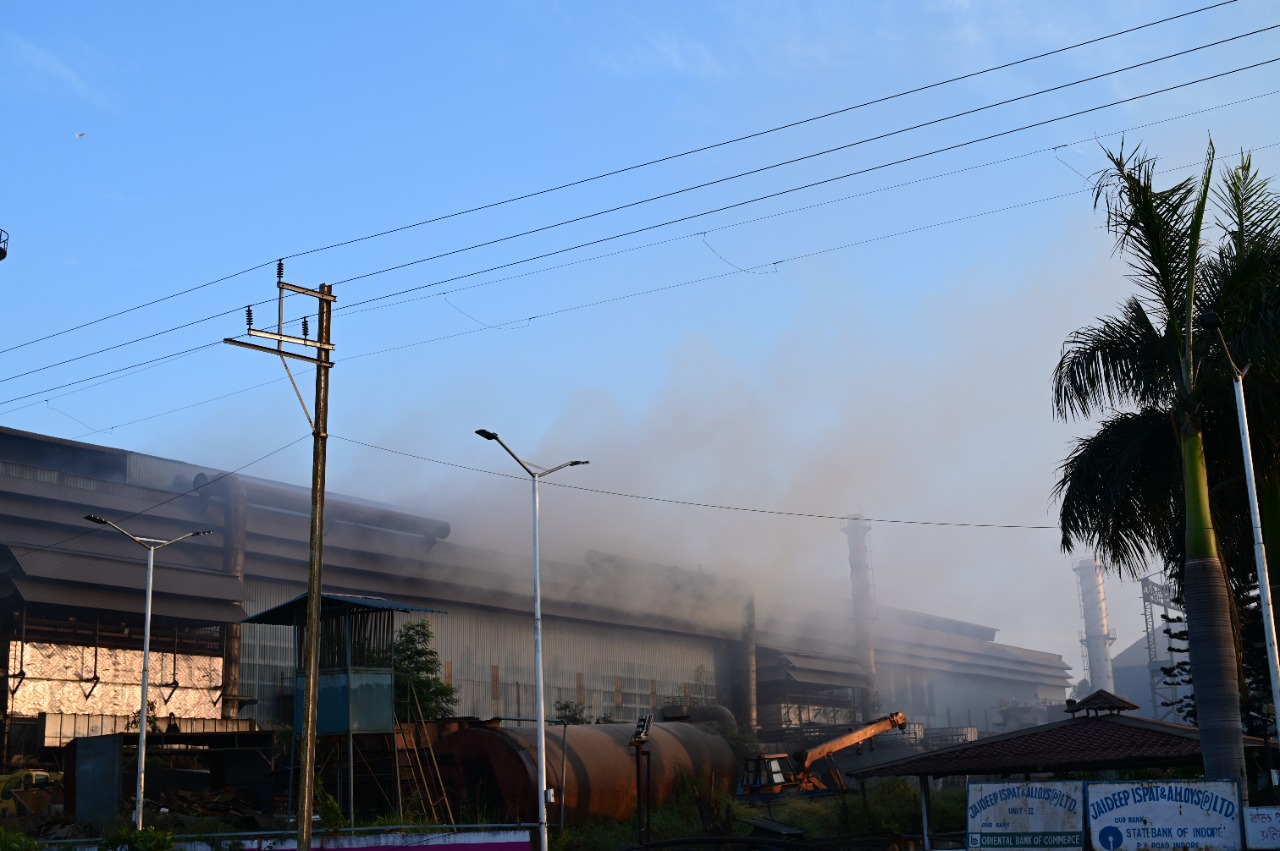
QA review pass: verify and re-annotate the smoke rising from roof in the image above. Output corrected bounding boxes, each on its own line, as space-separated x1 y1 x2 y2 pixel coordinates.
325 220 1145 672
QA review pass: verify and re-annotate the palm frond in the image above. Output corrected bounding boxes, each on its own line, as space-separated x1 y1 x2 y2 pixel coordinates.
1054 408 1182 577
1052 296 1176 419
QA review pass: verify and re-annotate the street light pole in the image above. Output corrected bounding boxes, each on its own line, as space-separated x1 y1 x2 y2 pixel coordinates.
85 515 211 829
1201 312 1280 741
475 429 587 851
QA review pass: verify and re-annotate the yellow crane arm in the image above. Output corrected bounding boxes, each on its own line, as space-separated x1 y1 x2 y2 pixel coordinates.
794 711 907 770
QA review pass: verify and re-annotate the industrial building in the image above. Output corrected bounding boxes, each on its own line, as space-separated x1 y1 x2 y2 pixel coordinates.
0 426 1070 763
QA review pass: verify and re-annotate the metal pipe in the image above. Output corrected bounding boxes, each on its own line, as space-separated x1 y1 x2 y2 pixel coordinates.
1229 362 1280 734
1207 315 1280 742
473 430 586 851
138 545 155 828
559 720 567 833
532 474 547 851
83 516 210 828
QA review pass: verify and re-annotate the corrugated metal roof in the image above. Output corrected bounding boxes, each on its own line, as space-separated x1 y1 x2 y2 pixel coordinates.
0 473 207 526
776 654 862 676
11 577 245 624
243 592 445 625
781 668 862 689
10 549 249 601
850 713 1278 778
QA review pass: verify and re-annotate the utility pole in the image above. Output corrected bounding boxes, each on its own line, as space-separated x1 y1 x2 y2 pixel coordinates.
225 261 334 851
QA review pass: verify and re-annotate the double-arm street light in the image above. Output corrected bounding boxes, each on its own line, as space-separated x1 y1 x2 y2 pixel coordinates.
1200 311 1280 739
85 515 211 829
475 429 587 851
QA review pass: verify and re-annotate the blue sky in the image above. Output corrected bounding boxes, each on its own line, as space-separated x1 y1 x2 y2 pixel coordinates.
3 1 1278 681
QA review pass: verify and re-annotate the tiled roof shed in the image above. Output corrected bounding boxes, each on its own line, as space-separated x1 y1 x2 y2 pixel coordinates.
851 712 1278 779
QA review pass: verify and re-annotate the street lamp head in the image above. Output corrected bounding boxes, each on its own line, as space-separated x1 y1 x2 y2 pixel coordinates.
1199 311 1224 330
194 530 213 537
85 515 108 525
475 429 499 441
568 461 589 467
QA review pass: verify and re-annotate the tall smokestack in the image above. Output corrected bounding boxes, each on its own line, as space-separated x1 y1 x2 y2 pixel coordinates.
1075 556 1115 693
844 515 878 721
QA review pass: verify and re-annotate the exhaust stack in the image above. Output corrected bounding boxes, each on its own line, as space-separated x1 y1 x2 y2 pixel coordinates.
1075 556 1116 693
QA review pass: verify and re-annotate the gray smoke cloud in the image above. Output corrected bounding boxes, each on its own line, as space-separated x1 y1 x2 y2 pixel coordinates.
327 217 1150 672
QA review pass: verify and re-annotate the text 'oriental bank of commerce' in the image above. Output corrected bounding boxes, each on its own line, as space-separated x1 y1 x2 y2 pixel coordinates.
968 780 1242 851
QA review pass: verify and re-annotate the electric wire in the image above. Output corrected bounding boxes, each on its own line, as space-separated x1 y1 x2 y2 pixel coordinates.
8 47 1276 396
0 0 1240 359
41 130 1280 434
330 25 1280 289
5 73 1278 416
338 93 1280 321
10 132 1276 543
311 60 1280 315
330 435 1058 530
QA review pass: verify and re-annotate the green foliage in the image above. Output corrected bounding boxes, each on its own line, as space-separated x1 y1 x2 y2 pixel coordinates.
394 620 459 721
99 825 175 851
929 783 968 833
554 776 746 851
314 776 344 831
748 779 928 837
708 720 758 764
0 827 38 851
191 830 245 851
124 700 161 734
552 817 633 851
553 700 590 725
271 723 294 763
861 777 922 834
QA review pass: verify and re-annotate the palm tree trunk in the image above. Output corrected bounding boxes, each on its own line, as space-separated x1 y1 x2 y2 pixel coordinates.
1182 430 1248 796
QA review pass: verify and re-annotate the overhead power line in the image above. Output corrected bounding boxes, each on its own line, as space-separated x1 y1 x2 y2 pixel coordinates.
331 435 1058 530
5 69 1278 414
332 25 1280 289
6 42 1277 395
330 60 1280 312
16 128 1280 449
0 0 1243 358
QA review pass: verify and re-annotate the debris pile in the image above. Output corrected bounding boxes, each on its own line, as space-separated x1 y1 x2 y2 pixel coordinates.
150 788 266 830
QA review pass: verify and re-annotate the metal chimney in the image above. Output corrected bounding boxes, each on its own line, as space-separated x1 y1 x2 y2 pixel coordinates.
844 515 878 721
1075 556 1116 693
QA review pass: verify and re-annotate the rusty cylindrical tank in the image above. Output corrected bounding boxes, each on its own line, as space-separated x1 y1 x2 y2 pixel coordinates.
433 721 737 825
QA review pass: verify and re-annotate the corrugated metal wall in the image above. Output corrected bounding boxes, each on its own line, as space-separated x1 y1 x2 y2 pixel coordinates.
239 579 303 725
234 577 734 727
406 605 732 723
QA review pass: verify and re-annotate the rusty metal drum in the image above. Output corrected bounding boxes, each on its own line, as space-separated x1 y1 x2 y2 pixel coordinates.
433 721 737 824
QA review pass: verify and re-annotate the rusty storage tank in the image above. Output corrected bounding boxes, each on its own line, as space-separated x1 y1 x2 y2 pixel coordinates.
434 720 737 825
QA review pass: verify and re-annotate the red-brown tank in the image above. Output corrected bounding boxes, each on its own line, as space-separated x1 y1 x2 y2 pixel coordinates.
433 721 737 825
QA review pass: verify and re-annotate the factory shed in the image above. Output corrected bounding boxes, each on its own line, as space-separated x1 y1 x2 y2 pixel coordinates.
850 696 1279 779
0 424 1072 768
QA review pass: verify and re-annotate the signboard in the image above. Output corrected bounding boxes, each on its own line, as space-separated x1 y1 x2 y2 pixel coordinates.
967 782 1084 850
1086 781 1239 851
1242 807 1280 849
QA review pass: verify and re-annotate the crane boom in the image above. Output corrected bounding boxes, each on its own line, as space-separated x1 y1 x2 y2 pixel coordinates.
739 711 908 797
794 711 908 770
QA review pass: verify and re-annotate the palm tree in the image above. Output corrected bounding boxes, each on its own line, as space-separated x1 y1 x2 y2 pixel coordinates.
1053 140 1247 791
1200 153 1280 587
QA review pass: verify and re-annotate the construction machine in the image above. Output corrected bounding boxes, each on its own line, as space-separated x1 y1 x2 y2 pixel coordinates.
739 711 907 797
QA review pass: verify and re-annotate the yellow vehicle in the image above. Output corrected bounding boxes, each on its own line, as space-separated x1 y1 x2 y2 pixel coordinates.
0 769 62 816
739 712 907 796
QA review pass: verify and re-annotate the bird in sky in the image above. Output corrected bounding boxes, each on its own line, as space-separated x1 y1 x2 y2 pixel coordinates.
74 133 86 139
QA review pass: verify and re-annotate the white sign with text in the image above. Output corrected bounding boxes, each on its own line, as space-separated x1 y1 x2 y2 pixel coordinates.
967 782 1084 850
1086 781 1239 851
